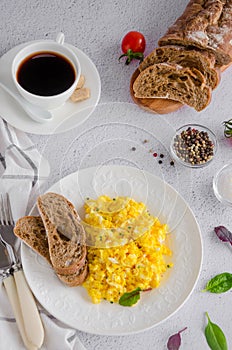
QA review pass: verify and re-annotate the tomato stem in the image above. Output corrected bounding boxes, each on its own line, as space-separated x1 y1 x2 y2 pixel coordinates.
119 49 144 65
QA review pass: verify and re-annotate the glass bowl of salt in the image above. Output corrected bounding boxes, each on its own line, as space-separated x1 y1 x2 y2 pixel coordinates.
213 163 232 206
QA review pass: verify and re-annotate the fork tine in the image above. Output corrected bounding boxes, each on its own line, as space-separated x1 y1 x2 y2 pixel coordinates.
0 194 14 225
0 193 18 265
6 193 14 225
0 194 5 225
1 194 8 225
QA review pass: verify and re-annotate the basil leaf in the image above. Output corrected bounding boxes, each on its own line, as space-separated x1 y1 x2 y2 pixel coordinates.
202 273 232 294
205 313 228 350
167 333 181 350
119 287 141 306
214 226 232 245
167 327 187 350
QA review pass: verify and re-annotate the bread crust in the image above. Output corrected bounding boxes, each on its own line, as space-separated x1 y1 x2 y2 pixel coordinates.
158 0 232 67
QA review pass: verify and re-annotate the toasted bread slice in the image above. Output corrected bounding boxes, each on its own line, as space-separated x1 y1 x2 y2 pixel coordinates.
57 261 88 287
37 192 87 275
14 216 51 265
14 215 88 286
46 227 87 275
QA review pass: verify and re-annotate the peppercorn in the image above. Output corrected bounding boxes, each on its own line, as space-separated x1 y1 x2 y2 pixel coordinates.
173 127 214 165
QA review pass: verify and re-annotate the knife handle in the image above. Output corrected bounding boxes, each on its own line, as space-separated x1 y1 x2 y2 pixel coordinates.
3 275 38 350
14 270 44 348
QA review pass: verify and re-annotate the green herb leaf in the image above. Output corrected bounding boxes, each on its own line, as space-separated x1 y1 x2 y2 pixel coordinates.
118 49 144 65
202 273 232 294
119 287 141 306
205 313 228 350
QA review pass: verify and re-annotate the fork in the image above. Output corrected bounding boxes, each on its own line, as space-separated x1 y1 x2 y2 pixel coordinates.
0 193 44 349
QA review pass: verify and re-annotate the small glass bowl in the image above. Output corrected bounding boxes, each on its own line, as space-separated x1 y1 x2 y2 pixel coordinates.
170 124 218 168
213 163 232 206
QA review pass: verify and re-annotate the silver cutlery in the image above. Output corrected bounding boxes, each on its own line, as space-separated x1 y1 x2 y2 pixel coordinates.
0 193 44 349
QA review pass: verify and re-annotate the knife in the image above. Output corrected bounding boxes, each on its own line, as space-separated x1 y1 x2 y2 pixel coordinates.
0 243 37 350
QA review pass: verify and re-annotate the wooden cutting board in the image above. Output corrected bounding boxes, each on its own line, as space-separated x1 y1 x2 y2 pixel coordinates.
130 68 183 114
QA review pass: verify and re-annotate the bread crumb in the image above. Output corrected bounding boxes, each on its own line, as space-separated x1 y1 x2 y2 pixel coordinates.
76 74 85 89
70 87 90 102
70 74 90 103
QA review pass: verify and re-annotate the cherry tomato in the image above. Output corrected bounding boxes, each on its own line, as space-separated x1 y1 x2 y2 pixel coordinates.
121 31 146 54
119 31 146 65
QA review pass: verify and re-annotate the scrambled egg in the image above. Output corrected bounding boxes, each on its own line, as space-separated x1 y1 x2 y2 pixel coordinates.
82 195 172 304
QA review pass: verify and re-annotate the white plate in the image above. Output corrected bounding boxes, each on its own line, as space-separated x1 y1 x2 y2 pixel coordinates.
0 41 101 135
21 165 203 335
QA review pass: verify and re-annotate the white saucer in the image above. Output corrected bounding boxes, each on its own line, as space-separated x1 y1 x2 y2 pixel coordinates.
0 41 101 135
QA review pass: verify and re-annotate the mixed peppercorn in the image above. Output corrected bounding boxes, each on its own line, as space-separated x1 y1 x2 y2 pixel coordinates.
173 127 214 165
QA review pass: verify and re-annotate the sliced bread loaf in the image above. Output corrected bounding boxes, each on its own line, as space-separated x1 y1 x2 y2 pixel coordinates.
133 63 211 111
14 216 51 264
37 192 87 275
139 45 219 89
158 0 232 67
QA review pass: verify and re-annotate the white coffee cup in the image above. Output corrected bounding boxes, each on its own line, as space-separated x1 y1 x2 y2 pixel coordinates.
12 33 81 110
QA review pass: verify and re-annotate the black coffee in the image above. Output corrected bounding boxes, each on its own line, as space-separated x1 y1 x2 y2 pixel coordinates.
17 51 76 96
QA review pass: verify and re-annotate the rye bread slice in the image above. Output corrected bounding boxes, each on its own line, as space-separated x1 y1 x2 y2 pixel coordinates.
57 261 88 287
138 45 219 89
14 215 88 286
133 62 211 111
14 216 51 265
37 192 87 275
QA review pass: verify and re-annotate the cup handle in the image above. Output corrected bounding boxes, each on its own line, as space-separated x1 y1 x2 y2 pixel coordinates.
56 32 65 45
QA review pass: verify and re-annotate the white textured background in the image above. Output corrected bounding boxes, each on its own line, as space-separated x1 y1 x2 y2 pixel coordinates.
1 0 232 349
